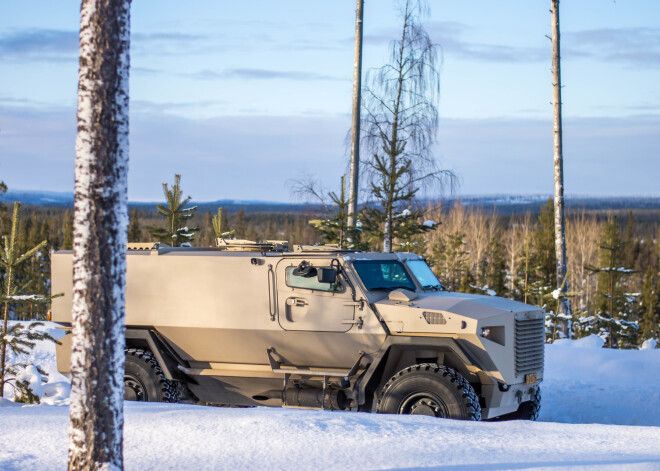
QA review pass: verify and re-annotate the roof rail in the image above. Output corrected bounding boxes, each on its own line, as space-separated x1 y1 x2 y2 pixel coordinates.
127 242 168 250
215 238 289 252
292 244 342 253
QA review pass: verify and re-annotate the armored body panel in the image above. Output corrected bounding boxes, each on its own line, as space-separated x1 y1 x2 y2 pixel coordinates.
51 244 544 420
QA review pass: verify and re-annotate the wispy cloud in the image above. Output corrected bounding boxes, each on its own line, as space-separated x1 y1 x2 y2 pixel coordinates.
565 27 660 68
369 21 660 67
0 28 211 62
190 68 344 82
0 29 77 62
365 21 547 63
131 99 226 115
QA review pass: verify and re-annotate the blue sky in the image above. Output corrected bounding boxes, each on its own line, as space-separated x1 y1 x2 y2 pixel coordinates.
1 0 659 202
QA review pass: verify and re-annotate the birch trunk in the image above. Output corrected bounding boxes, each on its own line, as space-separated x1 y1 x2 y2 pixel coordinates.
68 0 130 469
347 0 364 232
551 0 571 336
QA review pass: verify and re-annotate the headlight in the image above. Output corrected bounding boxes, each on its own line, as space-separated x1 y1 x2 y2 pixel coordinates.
480 326 505 346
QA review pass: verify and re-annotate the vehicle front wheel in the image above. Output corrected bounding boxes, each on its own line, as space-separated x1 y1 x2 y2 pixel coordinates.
124 348 179 403
377 363 481 421
497 387 541 421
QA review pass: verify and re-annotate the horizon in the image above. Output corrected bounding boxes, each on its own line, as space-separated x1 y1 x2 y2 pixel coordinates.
3 188 660 207
1 1 659 201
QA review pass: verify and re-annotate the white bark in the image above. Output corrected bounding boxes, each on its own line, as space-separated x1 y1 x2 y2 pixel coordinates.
551 0 571 334
68 0 130 469
347 0 364 231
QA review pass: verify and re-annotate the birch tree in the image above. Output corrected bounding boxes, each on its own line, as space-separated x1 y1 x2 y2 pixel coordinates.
362 0 453 252
68 0 131 469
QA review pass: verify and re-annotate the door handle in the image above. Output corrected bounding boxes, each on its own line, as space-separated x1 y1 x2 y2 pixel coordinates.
286 297 308 307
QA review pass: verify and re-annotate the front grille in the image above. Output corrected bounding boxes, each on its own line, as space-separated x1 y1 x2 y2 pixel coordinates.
514 317 545 376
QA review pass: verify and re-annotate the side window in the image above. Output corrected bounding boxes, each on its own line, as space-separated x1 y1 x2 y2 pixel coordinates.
285 266 341 292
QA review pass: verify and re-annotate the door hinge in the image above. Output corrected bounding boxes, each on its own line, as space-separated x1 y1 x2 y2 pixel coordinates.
342 316 363 329
342 299 365 310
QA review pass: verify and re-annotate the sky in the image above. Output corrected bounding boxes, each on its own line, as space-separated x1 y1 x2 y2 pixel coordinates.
1 0 659 202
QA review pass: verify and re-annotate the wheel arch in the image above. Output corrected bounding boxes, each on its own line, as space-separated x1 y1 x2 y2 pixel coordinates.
125 328 187 382
356 336 483 411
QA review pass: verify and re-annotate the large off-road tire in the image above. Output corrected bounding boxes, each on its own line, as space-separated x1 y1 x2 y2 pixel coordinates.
497 387 541 421
124 348 179 403
377 363 482 421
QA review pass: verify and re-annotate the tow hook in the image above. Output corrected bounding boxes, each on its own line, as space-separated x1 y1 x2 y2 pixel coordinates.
515 390 523 404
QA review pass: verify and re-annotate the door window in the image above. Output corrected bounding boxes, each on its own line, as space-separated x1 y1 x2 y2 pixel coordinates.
285 266 341 292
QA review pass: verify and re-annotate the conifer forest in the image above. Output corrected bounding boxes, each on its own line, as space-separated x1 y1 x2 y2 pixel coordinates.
2 195 659 349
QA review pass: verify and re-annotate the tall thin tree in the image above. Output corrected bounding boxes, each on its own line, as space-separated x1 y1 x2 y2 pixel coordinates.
68 0 131 469
362 0 453 252
347 0 364 232
551 0 570 335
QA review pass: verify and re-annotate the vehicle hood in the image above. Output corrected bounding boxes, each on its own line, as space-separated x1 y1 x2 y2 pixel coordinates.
374 290 538 320
372 290 543 336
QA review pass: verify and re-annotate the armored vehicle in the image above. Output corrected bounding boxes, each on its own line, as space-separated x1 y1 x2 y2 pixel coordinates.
51 241 545 421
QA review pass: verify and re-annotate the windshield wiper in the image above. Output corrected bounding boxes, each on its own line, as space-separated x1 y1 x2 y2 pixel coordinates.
370 286 415 292
422 284 443 291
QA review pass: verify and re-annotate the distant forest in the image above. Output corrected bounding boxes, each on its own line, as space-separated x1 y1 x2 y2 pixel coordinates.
2 199 659 348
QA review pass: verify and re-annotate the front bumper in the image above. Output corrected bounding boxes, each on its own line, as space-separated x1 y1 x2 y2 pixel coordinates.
481 382 541 419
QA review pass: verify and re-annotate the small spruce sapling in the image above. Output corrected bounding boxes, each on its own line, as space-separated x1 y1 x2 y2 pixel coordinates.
148 174 199 247
212 208 235 241
1 202 61 402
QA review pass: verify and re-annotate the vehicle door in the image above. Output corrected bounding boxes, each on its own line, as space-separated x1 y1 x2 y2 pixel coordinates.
275 258 355 332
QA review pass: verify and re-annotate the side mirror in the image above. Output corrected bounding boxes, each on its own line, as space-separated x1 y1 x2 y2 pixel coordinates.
316 268 337 284
292 261 316 277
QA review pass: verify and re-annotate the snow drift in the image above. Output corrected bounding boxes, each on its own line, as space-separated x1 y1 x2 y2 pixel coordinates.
1 326 659 470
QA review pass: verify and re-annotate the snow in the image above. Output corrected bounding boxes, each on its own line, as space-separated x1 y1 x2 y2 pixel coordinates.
5 294 47 301
1 323 659 470
641 338 658 350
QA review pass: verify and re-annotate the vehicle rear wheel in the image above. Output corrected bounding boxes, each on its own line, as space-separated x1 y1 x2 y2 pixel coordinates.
124 348 179 403
377 363 481 421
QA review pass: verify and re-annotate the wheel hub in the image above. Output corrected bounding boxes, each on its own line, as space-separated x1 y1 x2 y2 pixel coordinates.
409 398 442 416
124 376 147 401
400 393 448 418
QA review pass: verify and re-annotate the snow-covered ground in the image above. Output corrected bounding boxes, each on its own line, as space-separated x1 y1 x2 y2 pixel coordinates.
1 323 659 470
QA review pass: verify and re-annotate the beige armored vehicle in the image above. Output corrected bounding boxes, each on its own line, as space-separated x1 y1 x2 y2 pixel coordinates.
51 241 545 421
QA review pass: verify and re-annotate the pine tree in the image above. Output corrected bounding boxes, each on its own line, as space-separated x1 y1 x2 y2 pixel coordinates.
307 175 366 249
459 269 479 294
127 207 142 242
234 208 246 239
640 268 659 344
586 217 637 348
0 202 58 401
212 207 234 240
531 199 557 290
622 211 639 269
485 234 507 297
61 210 73 250
148 174 199 247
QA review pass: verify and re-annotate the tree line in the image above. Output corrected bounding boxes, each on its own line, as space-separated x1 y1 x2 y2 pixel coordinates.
2 194 658 348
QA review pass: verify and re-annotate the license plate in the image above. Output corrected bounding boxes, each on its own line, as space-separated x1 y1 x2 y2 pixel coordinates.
525 373 537 384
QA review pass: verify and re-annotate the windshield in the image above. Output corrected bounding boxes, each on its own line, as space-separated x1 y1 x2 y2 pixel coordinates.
407 260 444 290
353 260 416 292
